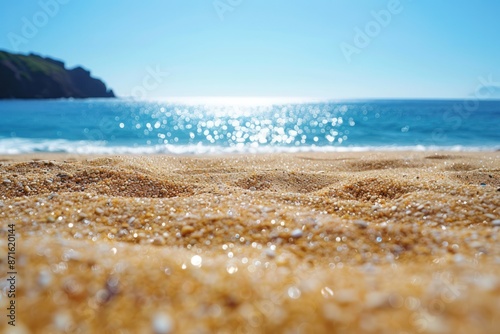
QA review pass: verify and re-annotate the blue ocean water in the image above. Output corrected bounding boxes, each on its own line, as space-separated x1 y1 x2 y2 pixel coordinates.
0 98 498 154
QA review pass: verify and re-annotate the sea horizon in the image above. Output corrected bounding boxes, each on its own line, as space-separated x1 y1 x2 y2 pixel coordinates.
1 98 498 154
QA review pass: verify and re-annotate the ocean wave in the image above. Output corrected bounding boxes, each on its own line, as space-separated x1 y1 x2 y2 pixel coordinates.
0 138 497 155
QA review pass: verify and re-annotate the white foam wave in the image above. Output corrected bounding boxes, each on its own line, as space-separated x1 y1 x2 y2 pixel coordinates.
0 138 498 155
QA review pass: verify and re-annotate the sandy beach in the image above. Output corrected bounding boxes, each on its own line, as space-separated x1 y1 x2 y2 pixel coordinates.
1 151 499 333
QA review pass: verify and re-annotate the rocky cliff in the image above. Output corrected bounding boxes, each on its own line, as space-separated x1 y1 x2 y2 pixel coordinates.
0 50 115 99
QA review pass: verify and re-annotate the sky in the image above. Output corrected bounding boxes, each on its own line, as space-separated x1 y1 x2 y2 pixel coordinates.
1 0 499 99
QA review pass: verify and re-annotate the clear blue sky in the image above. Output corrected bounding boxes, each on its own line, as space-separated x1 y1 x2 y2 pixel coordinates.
1 0 499 99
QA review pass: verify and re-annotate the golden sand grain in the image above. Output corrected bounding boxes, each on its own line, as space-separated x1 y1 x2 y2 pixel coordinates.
0 152 499 333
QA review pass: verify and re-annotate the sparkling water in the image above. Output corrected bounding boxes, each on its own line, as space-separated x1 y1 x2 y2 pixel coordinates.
0 98 498 154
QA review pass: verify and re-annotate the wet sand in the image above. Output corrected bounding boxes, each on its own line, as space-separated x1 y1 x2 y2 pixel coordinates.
1 151 499 333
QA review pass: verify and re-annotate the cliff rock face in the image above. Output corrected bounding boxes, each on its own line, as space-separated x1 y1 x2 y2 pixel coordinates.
0 50 115 99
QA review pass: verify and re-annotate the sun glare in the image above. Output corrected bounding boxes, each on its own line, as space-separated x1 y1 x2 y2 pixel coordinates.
157 96 326 106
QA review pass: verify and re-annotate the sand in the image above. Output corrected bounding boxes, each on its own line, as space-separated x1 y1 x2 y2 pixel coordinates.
0 151 499 333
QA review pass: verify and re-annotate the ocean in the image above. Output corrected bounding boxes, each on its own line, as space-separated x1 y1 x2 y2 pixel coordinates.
0 98 498 154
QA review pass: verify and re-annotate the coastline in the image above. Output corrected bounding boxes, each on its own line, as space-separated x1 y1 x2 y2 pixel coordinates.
0 149 499 162
1 151 499 333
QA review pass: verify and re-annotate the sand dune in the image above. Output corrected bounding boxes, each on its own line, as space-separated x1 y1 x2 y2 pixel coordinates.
1 152 499 333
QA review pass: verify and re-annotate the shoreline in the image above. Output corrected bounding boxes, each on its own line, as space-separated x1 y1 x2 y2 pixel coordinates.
0 144 498 157
0 149 499 161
